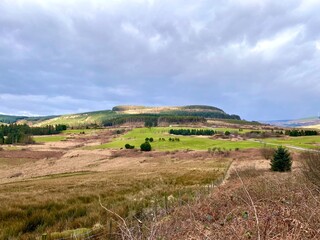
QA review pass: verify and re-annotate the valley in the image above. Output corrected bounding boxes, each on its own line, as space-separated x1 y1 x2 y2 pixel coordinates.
0 106 320 239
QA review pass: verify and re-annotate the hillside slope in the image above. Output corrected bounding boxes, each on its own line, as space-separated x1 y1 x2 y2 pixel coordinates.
265 117 320 129
113 105 240 119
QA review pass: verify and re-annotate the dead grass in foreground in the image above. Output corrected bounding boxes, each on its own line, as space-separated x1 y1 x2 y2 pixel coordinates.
155 161 320 239
0 150 230 239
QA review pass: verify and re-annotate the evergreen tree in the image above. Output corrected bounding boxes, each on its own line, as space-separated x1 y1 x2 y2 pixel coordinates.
270 146 292 172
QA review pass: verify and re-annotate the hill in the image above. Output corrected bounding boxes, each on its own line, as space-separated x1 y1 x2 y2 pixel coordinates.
0 105 241 127
112 105 224 114
0 114 57 125
112 105 240 119
265 117 320 129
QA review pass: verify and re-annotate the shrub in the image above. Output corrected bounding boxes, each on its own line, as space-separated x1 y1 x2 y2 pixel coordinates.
124 144 134 149
149 137 154 142
145 138 150 142
270 146 292 172
260 147 275 160
301 151 320 189
140 142 151 151
225 131 231 136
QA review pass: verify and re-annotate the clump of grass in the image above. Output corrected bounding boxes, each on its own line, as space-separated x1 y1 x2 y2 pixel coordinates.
300 151 320 189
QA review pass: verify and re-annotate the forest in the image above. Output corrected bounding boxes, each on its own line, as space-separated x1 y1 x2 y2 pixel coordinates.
103 114 206 127
0 124 67 144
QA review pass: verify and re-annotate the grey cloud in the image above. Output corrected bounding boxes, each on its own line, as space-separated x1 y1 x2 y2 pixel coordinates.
0 0 320 120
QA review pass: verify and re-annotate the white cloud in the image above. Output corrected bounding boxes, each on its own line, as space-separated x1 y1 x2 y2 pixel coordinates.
251 25 304 59
316 40 320 50
121 22 141 37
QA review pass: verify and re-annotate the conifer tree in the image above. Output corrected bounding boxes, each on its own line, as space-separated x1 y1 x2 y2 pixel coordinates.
270 146 292 172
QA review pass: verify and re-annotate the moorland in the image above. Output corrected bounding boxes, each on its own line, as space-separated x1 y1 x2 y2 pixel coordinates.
0 105 320 239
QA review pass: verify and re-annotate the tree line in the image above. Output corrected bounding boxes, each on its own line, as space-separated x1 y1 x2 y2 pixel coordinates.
285 129 318 137
163 110 241 120
103 114 206 127
0 124 67 144
169 128 215 136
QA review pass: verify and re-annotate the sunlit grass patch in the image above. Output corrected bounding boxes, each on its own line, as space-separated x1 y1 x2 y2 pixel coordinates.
263 135 320 150
89 127 263 151
34 136 67 143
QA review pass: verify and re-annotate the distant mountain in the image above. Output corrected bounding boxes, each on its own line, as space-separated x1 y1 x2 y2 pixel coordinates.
264 117 320 129
0 105 241 127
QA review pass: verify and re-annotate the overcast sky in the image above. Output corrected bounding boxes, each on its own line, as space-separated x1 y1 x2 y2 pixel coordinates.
0 0 319 120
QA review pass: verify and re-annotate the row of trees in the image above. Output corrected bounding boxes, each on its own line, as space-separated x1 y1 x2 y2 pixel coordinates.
285 129 318 137
0 124 67 144
163 110 241 120
169 129 215 136
103 114 206 127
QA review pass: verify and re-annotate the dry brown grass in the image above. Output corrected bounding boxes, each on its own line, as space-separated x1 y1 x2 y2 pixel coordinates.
153 155 320 239
300 151 320 190
0 147 230 239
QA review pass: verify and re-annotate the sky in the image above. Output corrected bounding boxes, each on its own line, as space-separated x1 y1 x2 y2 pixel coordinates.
0 0 319 120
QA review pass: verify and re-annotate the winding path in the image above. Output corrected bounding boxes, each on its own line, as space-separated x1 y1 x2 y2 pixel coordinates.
249 139 320 153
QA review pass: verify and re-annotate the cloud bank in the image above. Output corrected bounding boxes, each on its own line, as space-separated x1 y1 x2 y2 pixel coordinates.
0 0 319 120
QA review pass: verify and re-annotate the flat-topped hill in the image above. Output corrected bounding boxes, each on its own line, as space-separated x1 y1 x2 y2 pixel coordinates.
112 105 225 114
0 105 241 127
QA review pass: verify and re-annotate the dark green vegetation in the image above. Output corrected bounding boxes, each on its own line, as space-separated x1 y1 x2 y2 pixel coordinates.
140 141 152 151
285 129 318 136
102 114 206 127
124 143 135 149
270 146 292 172
169 128 215 136
0 124 67 144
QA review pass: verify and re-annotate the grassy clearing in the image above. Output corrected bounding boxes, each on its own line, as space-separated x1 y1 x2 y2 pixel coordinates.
90 127 263 151
34 136 67 143
0 155 230 239
215 127 255 134
263 135 320 150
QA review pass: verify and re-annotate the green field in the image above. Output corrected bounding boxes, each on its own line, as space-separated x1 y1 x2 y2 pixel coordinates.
91 127 263 151
262 136 320 150
214 127 256 134
34 136 67 143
